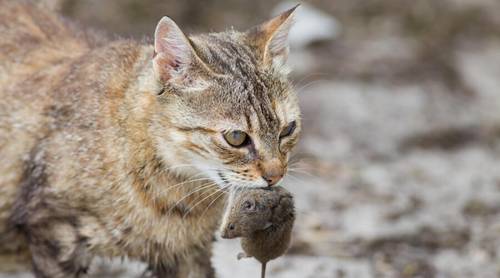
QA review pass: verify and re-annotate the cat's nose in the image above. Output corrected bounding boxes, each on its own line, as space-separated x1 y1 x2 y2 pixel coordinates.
260 159 284 186
263 174 283 186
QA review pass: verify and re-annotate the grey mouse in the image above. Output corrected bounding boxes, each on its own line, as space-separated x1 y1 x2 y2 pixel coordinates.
220 186 295 278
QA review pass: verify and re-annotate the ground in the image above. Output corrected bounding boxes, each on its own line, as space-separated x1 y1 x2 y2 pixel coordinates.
3 0 500 277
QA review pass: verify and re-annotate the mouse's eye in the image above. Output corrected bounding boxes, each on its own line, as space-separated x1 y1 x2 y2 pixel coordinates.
228 223 235 230
242 200 254 210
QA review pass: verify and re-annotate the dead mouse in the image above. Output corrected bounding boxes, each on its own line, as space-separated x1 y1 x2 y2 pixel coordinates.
220 186 295 278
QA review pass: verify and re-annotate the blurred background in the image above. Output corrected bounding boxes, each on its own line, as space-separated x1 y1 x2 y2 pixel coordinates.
12 0 500 277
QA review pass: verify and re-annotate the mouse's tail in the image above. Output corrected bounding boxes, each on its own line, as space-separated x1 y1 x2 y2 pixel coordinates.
261 262 267 278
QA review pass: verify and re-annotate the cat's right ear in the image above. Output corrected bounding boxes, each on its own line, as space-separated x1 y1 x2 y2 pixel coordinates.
246 5 298 72
153 17 199 83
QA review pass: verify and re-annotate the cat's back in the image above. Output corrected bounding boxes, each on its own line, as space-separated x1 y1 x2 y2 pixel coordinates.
0 0 93 185
0 0 94 143
0 2 144 264
0 0 145 186
0 1 95 85
0 1 91 269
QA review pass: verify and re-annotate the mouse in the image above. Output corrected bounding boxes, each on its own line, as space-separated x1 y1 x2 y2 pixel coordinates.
220 186 295 278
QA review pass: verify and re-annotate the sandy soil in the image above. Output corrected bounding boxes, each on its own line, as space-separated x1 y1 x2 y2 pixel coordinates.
3 0 500 277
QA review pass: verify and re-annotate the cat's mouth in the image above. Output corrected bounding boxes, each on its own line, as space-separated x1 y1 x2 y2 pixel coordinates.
214 170 268 189
217 171 229 185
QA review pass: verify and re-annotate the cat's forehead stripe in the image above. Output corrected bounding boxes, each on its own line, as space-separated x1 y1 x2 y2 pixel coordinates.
197 33 286 137
173 126 218 134
244 112 253 132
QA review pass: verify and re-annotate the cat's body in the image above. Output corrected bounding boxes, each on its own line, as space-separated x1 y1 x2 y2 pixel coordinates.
0 1 301 277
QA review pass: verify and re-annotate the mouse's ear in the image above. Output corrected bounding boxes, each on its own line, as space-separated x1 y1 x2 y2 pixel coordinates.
242 200 256 212
263 222 273 230
272 195 294 221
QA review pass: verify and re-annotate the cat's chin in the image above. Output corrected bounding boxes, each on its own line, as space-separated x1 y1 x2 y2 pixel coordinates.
195 166 269 189
226 183 269 190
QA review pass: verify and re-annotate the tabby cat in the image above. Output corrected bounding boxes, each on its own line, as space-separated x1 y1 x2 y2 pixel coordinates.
0 1 301 277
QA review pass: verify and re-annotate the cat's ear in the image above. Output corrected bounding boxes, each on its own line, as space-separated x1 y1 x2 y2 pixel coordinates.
246 5 298 71
153 16 204 83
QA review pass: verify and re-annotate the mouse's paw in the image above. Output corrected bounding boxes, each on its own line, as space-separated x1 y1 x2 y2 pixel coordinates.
237 252 251 260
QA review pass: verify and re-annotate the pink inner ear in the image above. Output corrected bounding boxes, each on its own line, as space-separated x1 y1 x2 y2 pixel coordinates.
248 5 297 66
153 16 192 80
172 59 181 70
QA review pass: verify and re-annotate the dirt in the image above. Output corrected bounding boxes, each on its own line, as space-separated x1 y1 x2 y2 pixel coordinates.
3 0 500 277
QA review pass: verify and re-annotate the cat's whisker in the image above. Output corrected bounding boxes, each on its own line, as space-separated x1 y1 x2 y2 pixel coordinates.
161 164 221 182
163 164 204 179
162 163 222 173
162 163 198 172
288 163 315 171
166 181 218 217
288 156 308 163
284 173 309 185
171 180 217 204
294 79 326 94
288 168 316 177
287 157 312 168
288 168 318 178
196 190 228 225
161 175 213 194
180 181 217 203
285 172 326 188
228 185 238 194
183 190 221 219
183 184 230 219
288 164 311 169
288 164 310 170
291 73 329 89
232 185 243 195
162 180 211 197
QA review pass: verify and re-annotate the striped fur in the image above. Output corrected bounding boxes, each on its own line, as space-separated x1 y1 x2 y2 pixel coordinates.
0 1 300 277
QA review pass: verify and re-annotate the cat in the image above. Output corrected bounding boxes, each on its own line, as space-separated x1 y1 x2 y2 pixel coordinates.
0 1 301 277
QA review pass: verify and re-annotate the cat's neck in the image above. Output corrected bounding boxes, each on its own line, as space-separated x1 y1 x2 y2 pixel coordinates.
111 46 219 217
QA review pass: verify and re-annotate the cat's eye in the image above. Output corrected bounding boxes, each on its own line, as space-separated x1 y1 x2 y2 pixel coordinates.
223 130 250 147
280 121 296 138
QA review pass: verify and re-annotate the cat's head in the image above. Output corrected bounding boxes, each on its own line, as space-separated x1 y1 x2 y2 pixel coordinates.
150 6 301 188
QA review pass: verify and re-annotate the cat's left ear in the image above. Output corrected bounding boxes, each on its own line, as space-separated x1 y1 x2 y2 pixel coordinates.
153 16 211 85
246 5 298 71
